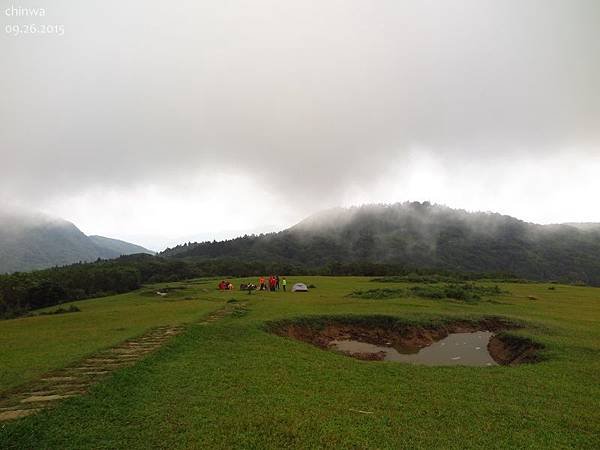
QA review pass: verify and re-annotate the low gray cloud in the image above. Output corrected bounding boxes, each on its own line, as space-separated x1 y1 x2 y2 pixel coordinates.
1 0 599 241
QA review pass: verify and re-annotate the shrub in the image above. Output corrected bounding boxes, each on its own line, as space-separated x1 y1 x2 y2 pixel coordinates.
350 288 406 299
38 305 81 316
410 283 506 302
350 283 507 302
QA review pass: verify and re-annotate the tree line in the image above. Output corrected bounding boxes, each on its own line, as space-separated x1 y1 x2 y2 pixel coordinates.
1 252 526 319
0 254 310 318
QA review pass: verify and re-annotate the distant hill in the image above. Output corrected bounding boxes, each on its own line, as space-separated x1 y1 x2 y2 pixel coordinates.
162 202 600 284
563 223 600 231
88 235 154 257
0 210 152 273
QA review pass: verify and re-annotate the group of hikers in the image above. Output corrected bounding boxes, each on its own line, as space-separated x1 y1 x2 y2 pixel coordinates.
258 275 287 291
217 280 235 290
218 276 287 292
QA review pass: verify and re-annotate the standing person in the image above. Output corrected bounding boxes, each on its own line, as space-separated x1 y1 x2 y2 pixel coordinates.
259 276 266 291
282 277 287 292
269 275 276 291
276 275 280 291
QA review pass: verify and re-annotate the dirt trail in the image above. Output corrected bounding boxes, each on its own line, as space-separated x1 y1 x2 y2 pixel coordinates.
0 303 244 422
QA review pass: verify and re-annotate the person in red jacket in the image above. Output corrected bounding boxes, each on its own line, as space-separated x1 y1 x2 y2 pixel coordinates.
269 275 276 291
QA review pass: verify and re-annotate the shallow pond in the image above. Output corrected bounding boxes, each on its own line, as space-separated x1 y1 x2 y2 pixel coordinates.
330 331 498 366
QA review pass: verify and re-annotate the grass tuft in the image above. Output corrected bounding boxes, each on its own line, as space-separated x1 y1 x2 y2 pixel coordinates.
351 283 507 302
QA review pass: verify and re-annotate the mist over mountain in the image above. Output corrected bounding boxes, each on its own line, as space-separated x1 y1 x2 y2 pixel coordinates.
0 210 153 273
163 202 600 284
87 235 154 257
563 223 600 231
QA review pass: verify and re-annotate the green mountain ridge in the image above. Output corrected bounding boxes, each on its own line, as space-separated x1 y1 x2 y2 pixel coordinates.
0 210 152 274
162 202 600 284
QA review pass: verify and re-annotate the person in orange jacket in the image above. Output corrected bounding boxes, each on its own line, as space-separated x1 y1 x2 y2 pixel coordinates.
259 276 266 291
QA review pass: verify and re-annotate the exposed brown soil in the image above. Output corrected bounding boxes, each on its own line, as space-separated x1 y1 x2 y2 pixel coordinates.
347 351 387 361
271 317 542 365
488 334 543 365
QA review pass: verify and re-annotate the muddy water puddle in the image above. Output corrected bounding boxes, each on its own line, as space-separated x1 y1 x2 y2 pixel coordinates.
330 331 498 366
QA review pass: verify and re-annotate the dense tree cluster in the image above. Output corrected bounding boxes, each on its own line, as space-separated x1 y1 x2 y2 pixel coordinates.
0 255 186 318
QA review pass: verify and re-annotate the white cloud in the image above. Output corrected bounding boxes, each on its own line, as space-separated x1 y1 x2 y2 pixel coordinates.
40 172 300 250
1 1 599 247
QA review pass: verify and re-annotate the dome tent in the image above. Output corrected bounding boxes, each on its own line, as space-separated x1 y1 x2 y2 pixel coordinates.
292 283 308 292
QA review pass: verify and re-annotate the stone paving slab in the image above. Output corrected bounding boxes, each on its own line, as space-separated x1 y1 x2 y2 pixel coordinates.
0 303 245 422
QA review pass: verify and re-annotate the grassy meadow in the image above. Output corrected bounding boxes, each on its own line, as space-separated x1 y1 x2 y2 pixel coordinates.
0 280 224 391
1 276 599 448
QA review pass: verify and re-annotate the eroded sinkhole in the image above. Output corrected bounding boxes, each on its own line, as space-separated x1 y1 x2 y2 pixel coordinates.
267 316 542 366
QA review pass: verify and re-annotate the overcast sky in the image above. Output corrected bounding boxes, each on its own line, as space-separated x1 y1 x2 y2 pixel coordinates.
1 0 599 250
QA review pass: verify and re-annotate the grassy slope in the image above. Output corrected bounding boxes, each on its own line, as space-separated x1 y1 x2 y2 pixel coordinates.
1 277 599 448
0 280 224 391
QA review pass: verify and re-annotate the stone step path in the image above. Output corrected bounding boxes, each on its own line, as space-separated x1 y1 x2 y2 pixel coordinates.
0 303 245 422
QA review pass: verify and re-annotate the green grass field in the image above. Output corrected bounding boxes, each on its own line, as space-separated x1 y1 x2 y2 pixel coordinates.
0 280 224 391
1 277 599 448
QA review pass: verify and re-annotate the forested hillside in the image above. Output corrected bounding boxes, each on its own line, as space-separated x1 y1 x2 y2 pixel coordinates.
163 202 600 285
